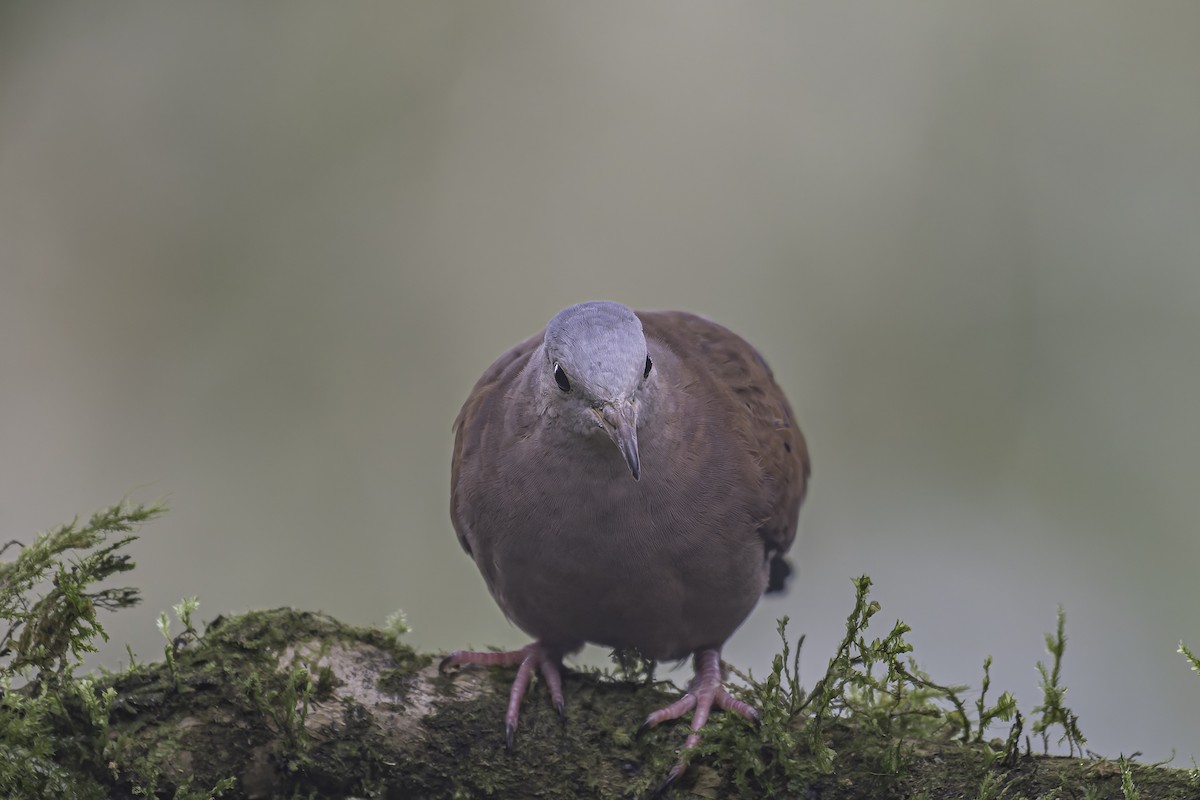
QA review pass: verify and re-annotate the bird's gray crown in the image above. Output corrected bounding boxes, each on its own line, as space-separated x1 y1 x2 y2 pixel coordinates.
543 301 647 401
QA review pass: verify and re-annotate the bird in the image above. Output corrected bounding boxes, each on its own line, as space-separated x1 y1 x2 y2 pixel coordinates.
441 300 809 786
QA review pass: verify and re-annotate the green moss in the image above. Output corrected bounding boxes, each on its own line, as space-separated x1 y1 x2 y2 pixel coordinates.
408 666 677 798
0 502 239 800
374 667 413 699
899 748 1199 800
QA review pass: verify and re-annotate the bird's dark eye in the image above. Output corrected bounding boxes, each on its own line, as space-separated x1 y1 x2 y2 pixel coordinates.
643 355 653 379
553 362 571 392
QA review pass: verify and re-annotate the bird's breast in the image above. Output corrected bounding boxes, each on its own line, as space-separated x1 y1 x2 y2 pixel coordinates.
464 424 768 657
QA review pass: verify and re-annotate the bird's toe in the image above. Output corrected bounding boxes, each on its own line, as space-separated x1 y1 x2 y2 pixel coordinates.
639 648 759 787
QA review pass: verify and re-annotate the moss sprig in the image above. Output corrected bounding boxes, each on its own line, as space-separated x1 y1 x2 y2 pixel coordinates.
0 502 162 681
1180 641 1199 676
1032 607 1087 757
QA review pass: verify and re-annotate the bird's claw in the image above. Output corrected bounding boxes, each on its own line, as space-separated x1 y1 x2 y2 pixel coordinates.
650 763 686 798
504 721 517 751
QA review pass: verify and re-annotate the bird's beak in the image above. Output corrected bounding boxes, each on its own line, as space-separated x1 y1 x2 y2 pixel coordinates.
596 400 641 481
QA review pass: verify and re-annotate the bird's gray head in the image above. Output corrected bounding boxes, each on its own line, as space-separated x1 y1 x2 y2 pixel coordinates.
541 301 654 480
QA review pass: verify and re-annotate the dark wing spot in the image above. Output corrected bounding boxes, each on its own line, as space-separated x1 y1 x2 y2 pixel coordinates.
766 553 793 595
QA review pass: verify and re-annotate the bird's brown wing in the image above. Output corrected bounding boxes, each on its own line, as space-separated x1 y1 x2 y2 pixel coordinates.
638 311 810 589
450 330 544 557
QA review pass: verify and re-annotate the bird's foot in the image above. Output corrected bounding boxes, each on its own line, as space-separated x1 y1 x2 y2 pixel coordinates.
439 641 567 748
637 648 759 791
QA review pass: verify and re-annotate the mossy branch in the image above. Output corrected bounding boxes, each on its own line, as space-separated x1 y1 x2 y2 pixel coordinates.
2 505 1198 800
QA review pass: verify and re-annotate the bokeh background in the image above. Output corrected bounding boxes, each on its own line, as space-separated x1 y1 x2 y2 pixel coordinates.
2 2 1198 762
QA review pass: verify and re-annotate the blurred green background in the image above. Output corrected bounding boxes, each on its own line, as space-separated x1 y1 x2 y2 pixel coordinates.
2 2 1198 761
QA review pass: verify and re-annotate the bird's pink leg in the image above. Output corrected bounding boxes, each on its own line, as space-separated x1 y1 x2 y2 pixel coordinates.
440 642 567 748
638 649 759 788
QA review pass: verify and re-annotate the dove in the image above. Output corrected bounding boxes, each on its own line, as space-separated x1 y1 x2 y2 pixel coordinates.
442 301 809 785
